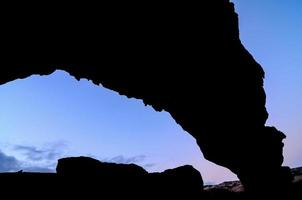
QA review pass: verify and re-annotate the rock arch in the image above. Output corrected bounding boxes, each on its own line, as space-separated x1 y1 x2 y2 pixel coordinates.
0 0 291 192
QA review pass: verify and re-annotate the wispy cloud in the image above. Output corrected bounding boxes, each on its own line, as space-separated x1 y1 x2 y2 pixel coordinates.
106 155 146 164
0 151 20 172
22 166 54 173
0 142 67 172
0 150 56 172
102 155 155 169
14 145 61 161
143 163 155 168
0 144 155 172
11 142 67 172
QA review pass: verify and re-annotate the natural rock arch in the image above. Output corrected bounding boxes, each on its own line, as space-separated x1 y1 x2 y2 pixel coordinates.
0 0 291 192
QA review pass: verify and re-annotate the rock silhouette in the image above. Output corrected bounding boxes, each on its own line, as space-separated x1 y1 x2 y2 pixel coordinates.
57 157 203 195
0 157 204 198
204 167 302 198
0 157 300 198
56 156 148 177
0 0 293 193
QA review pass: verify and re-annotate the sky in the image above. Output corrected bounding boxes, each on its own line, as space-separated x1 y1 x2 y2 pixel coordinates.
231 0 302 169
0 0 301 184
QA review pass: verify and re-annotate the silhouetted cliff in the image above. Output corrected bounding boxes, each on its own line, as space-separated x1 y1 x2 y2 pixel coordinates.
0 0 293 193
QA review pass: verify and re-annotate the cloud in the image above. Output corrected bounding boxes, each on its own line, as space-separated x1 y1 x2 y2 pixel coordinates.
1 145 155 172
0 149 57 172
22 166 54 173
14 144 62 162
11 143 67 172
143 163 155 168
0 142 67 172
107 155 146 164
0 151 20 172
102 155 155 169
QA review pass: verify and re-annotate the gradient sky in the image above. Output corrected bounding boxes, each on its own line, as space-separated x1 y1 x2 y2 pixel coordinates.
232 0 302 169
0 0 301 184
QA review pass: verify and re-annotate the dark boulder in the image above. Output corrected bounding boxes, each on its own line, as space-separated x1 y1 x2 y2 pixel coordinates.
56 156 148 177
56 156 203 195
149 165 204 193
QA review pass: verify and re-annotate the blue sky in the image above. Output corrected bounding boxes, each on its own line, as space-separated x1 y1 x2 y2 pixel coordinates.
0 0 301 184
232 0 302 168
1 71 230 182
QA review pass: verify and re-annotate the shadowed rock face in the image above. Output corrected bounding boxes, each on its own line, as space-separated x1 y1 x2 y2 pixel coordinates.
205 167 302 196
56 157 203 194
0 157 300 198
56 157 148 177
0 157 204 198
0 0 292 192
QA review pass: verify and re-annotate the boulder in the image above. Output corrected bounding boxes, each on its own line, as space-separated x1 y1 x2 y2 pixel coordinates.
56 156 148 177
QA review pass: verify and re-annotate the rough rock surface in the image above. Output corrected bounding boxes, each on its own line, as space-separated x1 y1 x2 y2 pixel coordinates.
0 0 293 192
204 181 244 193
292 167 302 184
204 167 302 197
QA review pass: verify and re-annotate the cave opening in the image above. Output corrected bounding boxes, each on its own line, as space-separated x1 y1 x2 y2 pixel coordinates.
0 70 237 184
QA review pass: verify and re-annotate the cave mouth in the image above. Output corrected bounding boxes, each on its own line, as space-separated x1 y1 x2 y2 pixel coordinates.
0 70 237 184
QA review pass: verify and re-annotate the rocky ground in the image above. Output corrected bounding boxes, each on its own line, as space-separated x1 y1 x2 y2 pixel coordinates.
204 166 302 197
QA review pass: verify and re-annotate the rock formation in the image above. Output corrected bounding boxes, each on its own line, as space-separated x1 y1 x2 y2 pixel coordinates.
0 157 204 198
56 157 203 195
1 158 301 198
0 0 292 192
56 156 148 177
204 167 302 197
